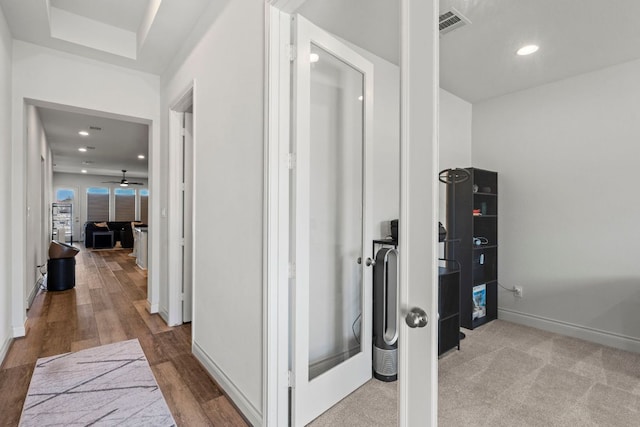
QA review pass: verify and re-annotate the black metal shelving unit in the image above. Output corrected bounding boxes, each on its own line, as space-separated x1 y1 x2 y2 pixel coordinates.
446 168 498 329
52 202 73 243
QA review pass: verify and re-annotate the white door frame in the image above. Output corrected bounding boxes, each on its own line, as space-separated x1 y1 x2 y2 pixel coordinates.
11 99 159 338
399 1 439 425
167 82 196 327
264 4 292 425
264 1 438 425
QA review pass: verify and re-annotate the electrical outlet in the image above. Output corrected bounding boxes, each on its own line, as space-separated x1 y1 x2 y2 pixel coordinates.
514 286 523 298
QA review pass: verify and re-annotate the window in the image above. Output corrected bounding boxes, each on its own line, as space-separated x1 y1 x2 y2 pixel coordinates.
87 187 109 221
55 188 74 203
114 188 136 221
140 189 149 224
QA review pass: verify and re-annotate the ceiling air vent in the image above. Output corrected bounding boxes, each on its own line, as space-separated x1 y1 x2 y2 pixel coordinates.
89 126 102 131
439 7 471 36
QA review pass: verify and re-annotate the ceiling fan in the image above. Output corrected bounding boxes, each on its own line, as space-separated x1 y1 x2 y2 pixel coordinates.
102 170 145 187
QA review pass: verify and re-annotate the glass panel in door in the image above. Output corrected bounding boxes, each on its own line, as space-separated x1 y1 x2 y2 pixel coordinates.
308 43 365 380
292 14 374 426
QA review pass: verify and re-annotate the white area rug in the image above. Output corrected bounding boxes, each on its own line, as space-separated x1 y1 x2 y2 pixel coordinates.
20 339 175 426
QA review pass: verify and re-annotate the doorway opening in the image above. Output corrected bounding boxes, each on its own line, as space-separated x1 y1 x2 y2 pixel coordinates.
168 85 195 326
265 1 439 425
15 99 155 333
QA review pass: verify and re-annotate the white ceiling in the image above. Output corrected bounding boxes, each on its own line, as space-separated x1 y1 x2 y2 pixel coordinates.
38 107 149 178
50 0 150 32
0 0 215 177
440 0 640 103
0 0 213 74
4 0 640 175
298 0 640 103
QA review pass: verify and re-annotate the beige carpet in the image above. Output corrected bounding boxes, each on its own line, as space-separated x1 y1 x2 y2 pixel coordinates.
310 320 640 426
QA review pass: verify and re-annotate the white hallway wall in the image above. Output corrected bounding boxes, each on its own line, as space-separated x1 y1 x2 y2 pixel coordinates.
11 40 161 333
438 89 472 228
159 0 264 423
25 106 53 309
0 5 12 360
473 58 640 351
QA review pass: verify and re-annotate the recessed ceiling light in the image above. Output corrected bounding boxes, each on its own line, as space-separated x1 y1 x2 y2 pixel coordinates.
517 44 539 56
78 147 87 152
81 169 87 173
358 95 363 101
138 154 145 159
78 131 89 136
310 53 320 63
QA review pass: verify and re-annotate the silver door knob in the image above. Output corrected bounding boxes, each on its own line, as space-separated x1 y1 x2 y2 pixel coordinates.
405 307 428 328
365 257 375 267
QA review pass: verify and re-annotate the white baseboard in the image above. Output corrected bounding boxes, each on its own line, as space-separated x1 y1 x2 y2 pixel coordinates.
192 341 262 426
499 308 640 353
12 324 25 338
0 334 12 365
159 307 170 325
147 300 159 314
26 283 39 309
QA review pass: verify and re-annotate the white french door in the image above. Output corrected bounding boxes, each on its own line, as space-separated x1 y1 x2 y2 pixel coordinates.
291 14 374 426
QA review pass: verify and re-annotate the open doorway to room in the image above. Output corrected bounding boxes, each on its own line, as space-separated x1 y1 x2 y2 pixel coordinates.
267 1 439 425
20 100 154 321
167 86 195 326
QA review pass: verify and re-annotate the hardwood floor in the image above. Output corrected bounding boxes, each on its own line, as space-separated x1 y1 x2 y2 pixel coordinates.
0 245 248 426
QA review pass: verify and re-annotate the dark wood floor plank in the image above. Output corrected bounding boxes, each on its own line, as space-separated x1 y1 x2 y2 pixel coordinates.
155 330 191 360
89 287 116 312
73 303 98 342
134 300 172 334
152 361 213 426
171 353 223 404
202 396 250 427
46 290 75 323
113 270 146 300
95 309 128 345
74 284 92 306
0 365 34 426
40 320 74 358
138 332 172 366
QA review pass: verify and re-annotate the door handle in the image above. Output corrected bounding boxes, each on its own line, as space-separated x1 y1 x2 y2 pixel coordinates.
405 307 428 328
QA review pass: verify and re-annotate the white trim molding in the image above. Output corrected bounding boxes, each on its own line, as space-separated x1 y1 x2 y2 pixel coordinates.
264 5 291 426
398 0 439 425
0 335 12 365
499 308 640 353
146 300 159 314
193 341 261 426
167 81 196 327
13 325 26 338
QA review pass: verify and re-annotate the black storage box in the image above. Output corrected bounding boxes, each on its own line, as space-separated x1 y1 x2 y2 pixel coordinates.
47 241 79 291
47 258 76 291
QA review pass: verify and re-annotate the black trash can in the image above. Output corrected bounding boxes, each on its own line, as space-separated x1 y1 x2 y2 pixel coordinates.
47 258 76 291
47 241 80 291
